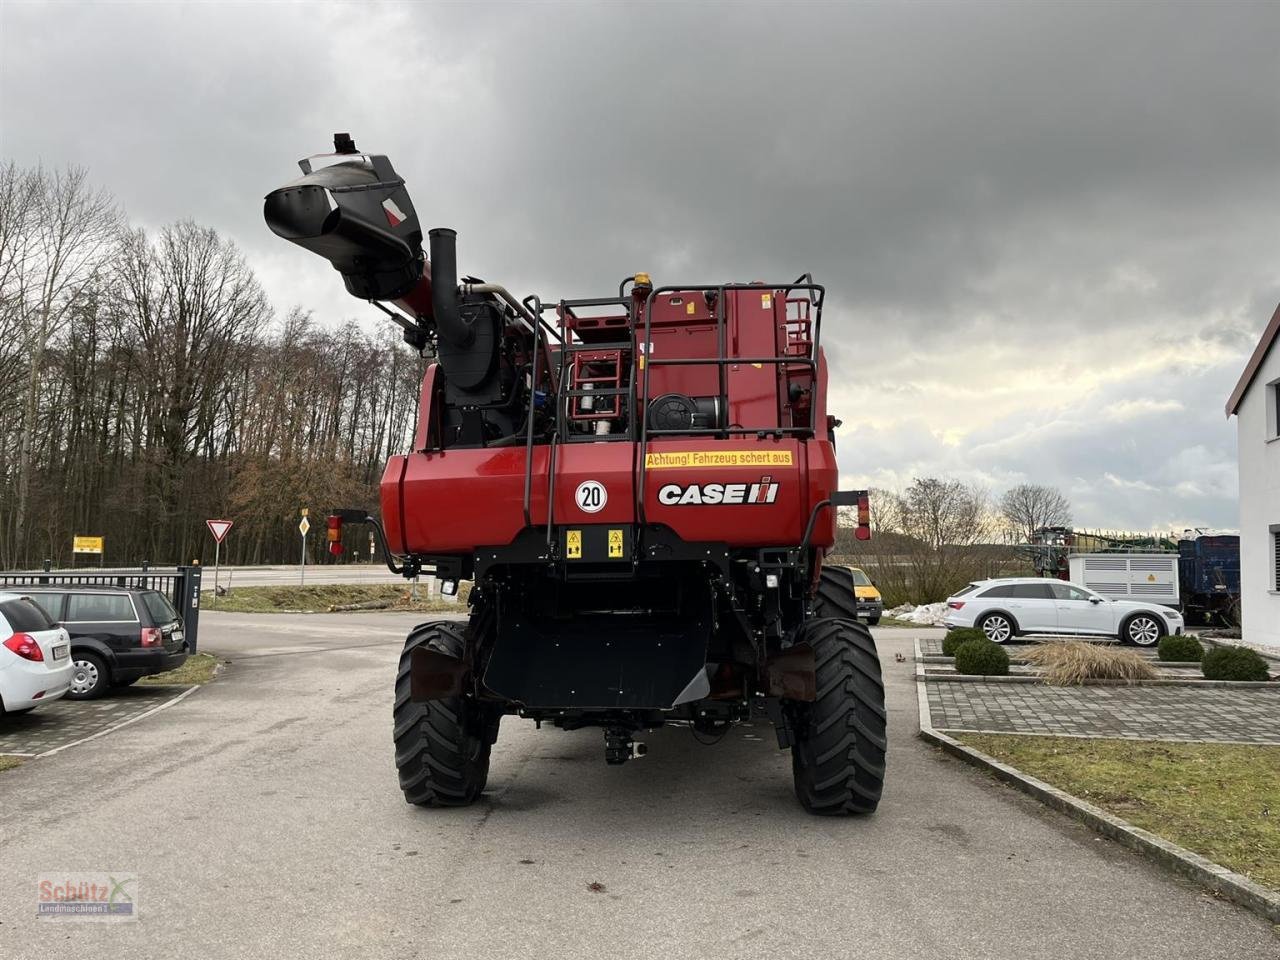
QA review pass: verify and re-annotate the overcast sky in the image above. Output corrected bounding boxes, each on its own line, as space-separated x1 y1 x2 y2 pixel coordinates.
3 1 1277 532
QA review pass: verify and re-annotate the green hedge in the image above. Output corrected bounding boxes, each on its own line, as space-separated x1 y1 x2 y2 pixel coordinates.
1157 634 1204 663
1201 645 1270 682
954 639 1011 677
943 627 987 657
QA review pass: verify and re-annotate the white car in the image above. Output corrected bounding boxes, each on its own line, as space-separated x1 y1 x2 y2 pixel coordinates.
943 577 1183 646
0 593 74 714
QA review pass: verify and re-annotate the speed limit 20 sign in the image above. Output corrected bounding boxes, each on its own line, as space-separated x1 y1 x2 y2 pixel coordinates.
575 480 607 514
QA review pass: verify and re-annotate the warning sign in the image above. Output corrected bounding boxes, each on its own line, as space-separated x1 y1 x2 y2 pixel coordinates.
644 450 794 470
566 530 582 560
608 529 624 558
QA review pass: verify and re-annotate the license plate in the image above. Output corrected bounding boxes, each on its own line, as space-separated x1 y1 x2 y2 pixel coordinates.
52 645 69 661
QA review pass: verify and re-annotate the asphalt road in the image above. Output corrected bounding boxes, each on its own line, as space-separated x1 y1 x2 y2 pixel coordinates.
0 613 1274 959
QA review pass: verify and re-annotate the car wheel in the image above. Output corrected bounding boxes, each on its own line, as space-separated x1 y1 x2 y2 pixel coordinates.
978 613 1015 644
69 653 109 700
1123 614 1162 647
866 614 881 626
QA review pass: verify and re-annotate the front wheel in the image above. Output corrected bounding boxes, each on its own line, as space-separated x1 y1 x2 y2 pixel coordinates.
1122 614 1163 647
789 618 887 815
392 620 496 807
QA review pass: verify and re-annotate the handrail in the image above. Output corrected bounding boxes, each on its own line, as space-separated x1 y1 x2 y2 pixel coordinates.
636 280 825 531
521 293 543 527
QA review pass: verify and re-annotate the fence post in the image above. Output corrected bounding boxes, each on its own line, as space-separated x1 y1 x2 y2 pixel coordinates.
180 565 202 653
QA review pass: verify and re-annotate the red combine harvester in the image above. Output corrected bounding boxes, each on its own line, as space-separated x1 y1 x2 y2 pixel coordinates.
264 135 885 814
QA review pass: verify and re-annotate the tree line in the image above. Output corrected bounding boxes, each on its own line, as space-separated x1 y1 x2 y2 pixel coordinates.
0 162 426 568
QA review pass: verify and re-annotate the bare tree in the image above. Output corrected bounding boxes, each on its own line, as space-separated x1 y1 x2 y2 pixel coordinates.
10 166 119 559
863 478 1002 604
999 483 1072 545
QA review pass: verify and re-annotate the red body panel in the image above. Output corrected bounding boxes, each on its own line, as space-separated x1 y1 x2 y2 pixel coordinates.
381 285 839 557
382 433 838 554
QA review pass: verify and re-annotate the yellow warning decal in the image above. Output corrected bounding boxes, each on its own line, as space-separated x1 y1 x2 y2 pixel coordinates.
566 529 582 559
685 301 696 315
644 450 794 469
608 529 624 558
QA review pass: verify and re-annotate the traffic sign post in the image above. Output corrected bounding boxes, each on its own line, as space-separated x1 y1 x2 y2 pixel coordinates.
298 514 311 585
206 519 233 606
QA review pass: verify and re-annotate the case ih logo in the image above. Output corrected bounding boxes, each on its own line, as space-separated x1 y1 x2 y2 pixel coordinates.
657 476 779 506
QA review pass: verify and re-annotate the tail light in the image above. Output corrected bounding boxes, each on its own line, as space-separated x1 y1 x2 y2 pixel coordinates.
4 633 44 661
327 515 343 556
855 491 871 542
140 627 164 647
947 601 965 610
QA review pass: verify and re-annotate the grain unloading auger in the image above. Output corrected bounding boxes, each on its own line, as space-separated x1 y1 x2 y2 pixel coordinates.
265 134 886 814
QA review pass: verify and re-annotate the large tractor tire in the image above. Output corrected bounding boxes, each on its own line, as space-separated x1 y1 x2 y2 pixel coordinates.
812 564 860 620
393 620 495 807
790 617 887 815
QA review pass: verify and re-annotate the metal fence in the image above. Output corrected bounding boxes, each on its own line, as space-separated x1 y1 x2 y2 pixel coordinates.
0 564 204 652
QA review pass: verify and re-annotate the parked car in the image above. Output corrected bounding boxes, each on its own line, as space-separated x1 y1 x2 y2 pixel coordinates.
18 586 188 699
849 567 883 625
0 593 73 715
943 577 1184 646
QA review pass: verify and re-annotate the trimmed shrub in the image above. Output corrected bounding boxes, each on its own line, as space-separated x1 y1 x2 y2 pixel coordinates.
954 639 1010 677
943 628 986 658
1201 645 1270 682
1020 640 1157 685
1157 634 1204 663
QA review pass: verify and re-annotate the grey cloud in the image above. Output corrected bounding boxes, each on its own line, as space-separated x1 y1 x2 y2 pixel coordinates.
2 0 1277 530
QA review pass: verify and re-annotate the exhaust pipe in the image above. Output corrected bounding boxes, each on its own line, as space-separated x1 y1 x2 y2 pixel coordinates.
428 227 474 349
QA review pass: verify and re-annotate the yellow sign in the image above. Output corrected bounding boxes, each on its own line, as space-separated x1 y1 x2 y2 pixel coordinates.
608 529 624 558
566 529 582 559
644 450 794 470
73 536 104 555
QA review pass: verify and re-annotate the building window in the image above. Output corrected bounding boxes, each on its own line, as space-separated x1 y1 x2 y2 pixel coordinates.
1271 381 1280 439
1275 530 1280 591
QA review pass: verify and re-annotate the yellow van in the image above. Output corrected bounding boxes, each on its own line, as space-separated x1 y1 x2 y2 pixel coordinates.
851 567 883 625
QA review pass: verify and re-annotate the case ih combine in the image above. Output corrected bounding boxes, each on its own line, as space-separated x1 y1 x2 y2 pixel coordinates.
264 135 886 815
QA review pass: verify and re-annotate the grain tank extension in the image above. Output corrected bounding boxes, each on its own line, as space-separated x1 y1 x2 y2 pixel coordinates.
264 135 886 814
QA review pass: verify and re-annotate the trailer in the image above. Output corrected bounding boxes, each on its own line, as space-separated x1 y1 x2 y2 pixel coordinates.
1068 553 1179 608
1178 535 1240 626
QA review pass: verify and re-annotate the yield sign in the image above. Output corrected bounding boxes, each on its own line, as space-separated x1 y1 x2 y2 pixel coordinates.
206 519 233 544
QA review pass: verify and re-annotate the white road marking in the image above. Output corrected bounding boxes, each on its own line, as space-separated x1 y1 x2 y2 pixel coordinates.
35 685 202 759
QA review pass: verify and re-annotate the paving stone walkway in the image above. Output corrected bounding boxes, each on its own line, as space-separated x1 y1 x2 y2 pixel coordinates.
0 685 188 756
925 681 1280 742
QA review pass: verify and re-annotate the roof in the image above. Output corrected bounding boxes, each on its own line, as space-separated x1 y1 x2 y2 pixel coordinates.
1226 302 1280 417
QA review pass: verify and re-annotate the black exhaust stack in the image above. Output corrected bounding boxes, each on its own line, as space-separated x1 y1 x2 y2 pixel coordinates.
428 227 473 349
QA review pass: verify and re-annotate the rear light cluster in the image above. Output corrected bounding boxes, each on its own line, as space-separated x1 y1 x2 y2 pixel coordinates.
4 633 44 661
854 491 872 542
140 627 164 648
327 514 343 556
947 601 965 610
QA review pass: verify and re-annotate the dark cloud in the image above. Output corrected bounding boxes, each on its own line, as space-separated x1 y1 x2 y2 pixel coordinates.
2 0 1277 529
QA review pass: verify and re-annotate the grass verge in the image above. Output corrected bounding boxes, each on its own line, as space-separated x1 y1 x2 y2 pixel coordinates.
137 652 222 686
955 734 1280 892
0 756 25 773
203 583 469 614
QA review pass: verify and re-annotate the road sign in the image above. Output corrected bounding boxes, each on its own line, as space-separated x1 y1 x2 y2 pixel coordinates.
298 516 311 537
72 536 104 555
206 519 233 544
